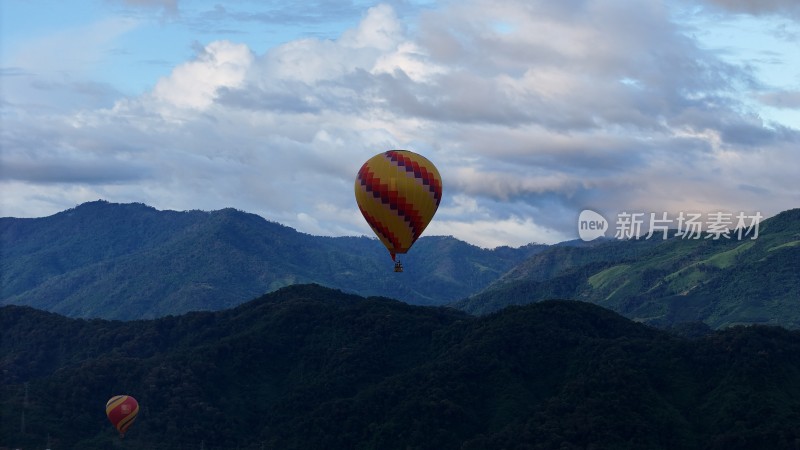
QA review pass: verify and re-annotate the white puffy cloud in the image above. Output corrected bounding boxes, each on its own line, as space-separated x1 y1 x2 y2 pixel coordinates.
372 42 448 82
340 3 403 50
427 216 571 248
150 41 254 110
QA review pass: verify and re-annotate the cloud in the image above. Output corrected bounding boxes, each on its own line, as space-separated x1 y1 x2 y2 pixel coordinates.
195 1 365 27
759 90 800 109
150 41 254 110
702 0 800 19
4 17 139 75
1 1 798 247
122 0 177 10
0 158 151 184
427 216 571 247
108 0 179 17
1 17 139 114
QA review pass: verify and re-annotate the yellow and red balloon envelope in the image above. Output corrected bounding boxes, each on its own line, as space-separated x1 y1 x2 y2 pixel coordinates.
106 395 139 437
355 150 442 261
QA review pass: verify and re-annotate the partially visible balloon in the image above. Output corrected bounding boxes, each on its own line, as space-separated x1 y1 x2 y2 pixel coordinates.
355 150 443 261
106 395 139 437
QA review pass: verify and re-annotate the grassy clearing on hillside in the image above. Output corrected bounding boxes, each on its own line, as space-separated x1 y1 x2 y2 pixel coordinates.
588 264 631 290
768 240 800 252
704 241 756 268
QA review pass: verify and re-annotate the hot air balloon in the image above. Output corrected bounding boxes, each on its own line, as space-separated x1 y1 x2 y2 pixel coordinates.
106 395 139 438
355 150 443 271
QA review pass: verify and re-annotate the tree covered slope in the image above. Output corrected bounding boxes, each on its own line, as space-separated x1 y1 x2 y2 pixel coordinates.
455 209 800 329
2 284 800 449
0 200 543 319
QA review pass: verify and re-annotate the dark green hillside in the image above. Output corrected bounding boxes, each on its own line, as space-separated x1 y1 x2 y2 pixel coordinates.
0 201 204 300
456 209 800 329
1 201 543 319
3 284 800 449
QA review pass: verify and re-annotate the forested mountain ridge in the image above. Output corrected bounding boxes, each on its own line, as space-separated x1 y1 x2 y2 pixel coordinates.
2 284 800 449
3 201 798 328
456 208 800 329
0 200 544 319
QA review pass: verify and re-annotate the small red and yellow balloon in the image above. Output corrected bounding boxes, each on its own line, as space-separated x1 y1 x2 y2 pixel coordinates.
106 395 139 438
355 150 442 269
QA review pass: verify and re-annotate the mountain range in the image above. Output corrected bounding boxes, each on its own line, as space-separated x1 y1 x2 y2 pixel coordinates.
2 201 799 329
0 200 543 319
3 284 800 449
456 208 800 329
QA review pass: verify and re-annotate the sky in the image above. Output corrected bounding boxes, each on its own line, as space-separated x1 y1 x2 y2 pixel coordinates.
1 0 799 248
